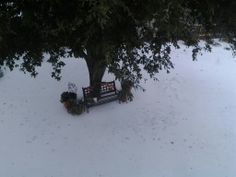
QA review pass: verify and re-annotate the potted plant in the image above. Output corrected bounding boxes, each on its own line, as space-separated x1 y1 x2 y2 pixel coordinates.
60 92 85 115
119 79 134 102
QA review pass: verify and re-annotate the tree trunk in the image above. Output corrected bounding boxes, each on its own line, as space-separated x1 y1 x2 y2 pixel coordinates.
85 53 107 98
84 33 108 97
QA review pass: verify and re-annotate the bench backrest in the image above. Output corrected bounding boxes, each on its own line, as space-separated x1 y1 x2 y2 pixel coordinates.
82 81 117 100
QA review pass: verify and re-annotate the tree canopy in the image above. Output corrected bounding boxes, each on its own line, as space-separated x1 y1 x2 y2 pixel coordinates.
0 0 236 87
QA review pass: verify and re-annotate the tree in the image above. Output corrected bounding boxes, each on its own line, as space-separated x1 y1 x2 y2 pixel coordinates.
0 0 236 93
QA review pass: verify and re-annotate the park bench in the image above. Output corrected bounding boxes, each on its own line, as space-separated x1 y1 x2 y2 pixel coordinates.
82 81 119 112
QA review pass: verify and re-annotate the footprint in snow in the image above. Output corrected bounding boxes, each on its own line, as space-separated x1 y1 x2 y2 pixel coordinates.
32 136 37 141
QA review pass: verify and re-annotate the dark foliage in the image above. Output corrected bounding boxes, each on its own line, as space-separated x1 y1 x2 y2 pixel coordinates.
60 92 85 115
0 0 236 87
60 92 77 103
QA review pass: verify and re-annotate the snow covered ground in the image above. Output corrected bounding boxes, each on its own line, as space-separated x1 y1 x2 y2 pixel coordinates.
0 43 236 177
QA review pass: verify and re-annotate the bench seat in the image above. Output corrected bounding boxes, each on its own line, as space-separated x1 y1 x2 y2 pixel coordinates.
82 81 119 112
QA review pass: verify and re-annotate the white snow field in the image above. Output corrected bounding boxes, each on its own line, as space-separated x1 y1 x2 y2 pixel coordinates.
0 43 236 177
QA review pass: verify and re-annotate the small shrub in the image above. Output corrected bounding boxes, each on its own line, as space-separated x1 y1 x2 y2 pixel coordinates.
0 69 4 78
64 100 85 115
118 80 134 102
60 92 85 115
60 92 77 103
